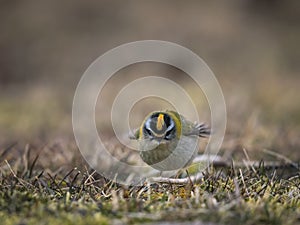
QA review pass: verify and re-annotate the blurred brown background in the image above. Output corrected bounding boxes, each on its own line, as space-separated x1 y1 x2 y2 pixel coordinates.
0 0 299 160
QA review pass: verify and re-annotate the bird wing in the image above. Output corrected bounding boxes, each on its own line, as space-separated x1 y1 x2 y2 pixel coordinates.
176 112 210 138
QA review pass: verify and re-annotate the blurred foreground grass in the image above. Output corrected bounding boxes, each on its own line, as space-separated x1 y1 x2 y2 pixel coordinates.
0 145 299 225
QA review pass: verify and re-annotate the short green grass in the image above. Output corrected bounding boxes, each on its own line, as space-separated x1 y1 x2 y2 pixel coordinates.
0 144 299 225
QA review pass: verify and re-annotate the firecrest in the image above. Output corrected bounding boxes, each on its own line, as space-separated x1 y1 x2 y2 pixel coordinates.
131 110 210 171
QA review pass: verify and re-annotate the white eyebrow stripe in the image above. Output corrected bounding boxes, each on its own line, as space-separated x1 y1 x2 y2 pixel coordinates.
145 118 151 130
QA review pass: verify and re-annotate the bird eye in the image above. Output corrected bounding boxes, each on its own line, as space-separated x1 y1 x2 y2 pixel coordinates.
145 127 152 136
165 129 174 140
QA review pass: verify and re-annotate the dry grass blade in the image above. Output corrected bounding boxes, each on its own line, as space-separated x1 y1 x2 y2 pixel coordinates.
0 142 17 161
263 149 298 168
28 152 40 178
58 167 76 187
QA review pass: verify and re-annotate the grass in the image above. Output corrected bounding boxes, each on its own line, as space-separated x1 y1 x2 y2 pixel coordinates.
0 77 299 225
0 143 299 225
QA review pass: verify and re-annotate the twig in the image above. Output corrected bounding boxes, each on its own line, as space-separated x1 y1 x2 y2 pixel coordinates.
263 149 298 168
148 173 204 184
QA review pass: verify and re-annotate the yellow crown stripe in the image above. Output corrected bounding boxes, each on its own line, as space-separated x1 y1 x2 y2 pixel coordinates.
156 113 165 130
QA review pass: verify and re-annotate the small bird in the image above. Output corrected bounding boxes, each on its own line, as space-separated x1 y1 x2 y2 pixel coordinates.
131 110 210 171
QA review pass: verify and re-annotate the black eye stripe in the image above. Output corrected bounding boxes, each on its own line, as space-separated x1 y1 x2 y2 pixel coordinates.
165 120 174 132
164 114 170 126
145 127 152 135
165 129 172 136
